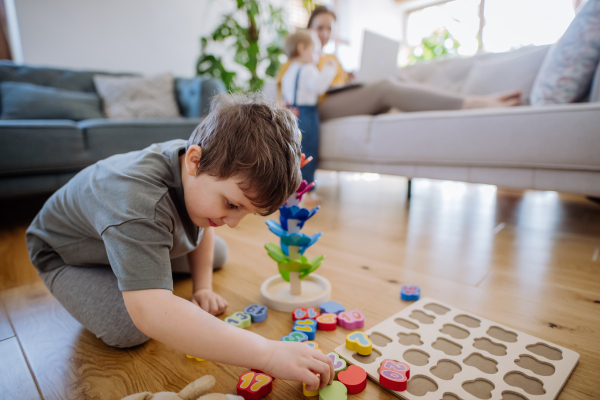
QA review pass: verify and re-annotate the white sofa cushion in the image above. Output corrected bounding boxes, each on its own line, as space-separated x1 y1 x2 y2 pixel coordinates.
397 45 551 94
320 103 600 171
319 115 373 162
460 45 549 105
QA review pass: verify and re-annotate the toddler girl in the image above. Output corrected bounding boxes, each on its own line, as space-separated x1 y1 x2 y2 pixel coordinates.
281 30 337 203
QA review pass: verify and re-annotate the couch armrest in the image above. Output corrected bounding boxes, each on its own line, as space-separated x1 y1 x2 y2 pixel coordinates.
0 120 89 176
174 77 226 118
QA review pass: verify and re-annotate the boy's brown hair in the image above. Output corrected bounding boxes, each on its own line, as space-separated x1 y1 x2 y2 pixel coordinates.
187 92 302 216
284 30 315 59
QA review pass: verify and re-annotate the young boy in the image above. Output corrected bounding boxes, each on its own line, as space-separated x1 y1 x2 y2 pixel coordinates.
281 30 337 203
26 93 334 391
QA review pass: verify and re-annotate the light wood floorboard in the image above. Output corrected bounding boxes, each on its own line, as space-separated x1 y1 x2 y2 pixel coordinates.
0 173 599 399
0 337 42 400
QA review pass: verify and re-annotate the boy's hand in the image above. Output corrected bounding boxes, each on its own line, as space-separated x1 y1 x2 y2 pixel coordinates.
260 341 334 391
192 289 228 315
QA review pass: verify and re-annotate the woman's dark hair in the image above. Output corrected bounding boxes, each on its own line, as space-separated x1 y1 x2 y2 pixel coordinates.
307 5 336 28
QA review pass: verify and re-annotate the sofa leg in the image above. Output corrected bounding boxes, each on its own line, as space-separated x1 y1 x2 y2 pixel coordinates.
407 178 412 200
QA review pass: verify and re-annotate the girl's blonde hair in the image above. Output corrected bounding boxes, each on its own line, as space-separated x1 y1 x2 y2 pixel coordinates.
284 30 315 59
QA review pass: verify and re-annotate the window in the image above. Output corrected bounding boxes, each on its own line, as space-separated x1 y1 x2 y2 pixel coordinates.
402 0 576 66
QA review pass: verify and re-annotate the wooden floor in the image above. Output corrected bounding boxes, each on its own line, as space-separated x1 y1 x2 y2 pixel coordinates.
1 172 599 400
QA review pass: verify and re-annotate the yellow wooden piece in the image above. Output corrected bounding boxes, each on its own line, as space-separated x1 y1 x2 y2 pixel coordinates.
186 354 205 361
345 331 372 356
303 382 319 397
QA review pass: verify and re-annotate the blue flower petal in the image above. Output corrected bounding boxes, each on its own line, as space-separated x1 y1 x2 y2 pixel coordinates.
278 205 321 230
265 219 286 237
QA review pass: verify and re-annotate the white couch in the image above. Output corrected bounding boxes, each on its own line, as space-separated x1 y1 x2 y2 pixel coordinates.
265 45 600 197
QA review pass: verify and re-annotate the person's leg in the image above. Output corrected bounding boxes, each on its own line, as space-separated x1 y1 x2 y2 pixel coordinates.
38 264 150 348
319 78 464 120
297 106 320 186
170 234 228 274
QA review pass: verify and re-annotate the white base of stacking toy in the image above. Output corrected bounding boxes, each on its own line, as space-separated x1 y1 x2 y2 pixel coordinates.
260 274 331 312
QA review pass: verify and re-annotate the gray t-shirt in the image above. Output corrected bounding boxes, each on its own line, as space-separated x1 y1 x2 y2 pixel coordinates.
26 139 202 291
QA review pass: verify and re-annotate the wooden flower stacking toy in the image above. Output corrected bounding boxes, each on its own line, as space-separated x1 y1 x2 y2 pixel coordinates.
260 154 332 311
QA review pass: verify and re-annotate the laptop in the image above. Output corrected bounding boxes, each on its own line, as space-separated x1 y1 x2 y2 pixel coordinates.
327 30 400 94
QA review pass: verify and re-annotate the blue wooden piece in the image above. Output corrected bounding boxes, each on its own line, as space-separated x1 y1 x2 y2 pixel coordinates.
243 304 268 323
293 318 317 340
400 285 421 301
320 300 345 315
281 331 309 342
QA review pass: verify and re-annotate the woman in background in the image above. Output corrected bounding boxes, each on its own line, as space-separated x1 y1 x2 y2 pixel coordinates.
277 6 521 121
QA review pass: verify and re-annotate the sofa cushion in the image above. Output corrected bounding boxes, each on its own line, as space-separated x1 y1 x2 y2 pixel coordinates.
320 103 600 171
0 120 88 176
0 61 133 93
370 104 600 169
93 73 181 119
461 45 549 105
320 116 373 162
78 118 202 160
530 0 600 105
0 82 104 120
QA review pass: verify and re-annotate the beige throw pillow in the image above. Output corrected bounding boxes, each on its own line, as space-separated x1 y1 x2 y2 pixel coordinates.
461 45 549 105
93 73 181 119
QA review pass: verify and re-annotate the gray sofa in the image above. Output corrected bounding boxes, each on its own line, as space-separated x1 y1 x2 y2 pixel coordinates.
0 62 225 198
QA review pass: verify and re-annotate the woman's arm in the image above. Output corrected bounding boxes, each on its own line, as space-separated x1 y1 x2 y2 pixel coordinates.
122 289 334 390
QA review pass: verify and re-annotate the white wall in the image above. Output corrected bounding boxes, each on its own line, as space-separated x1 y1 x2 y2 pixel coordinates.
14 0 233 77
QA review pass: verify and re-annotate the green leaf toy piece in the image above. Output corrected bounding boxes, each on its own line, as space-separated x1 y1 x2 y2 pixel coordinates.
264 243 324 282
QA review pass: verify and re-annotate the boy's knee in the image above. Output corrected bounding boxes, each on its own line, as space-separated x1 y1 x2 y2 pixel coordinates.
213 235 228 271
100 323 150 349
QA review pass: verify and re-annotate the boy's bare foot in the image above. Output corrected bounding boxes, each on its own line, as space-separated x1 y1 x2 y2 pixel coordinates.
462 90 522 109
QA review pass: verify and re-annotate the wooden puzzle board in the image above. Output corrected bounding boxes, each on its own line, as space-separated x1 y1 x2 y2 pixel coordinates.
334 297 579 400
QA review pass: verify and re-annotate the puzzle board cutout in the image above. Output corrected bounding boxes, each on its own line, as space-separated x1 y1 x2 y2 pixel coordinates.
334 297 579 400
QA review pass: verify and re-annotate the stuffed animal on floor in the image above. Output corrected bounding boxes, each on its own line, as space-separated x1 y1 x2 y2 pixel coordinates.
121 375 244 400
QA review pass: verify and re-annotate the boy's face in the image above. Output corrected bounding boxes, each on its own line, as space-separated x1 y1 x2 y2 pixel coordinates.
181 146 265 229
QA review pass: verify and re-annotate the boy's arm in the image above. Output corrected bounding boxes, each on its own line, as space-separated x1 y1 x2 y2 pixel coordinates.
122 289 334 390
188 227 227 315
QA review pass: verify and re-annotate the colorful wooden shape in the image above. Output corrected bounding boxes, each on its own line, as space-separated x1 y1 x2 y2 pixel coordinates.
400 285 421 301
306 307 319 319
319 381 347 400
293 307 308 321
305 341 319 349
293 307 320 321
316 313 338 331
281 331 309 342
326 352 347 378
243 304 268 323
338 365 367 395
337 310 365 330
303 382 319 397
294 319 317 340
185 354 205 361
345 331 372 356
305 341 324 354
320 301 345 315
237 370 273 400
379 359 410 392
225 312 252 328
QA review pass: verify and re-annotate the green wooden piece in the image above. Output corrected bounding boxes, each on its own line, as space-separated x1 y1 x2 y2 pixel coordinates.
265 244 324 282
319 381 347 400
